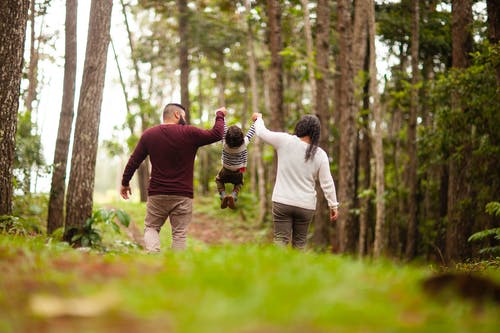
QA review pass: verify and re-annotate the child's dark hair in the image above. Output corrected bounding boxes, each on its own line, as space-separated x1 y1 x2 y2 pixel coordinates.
294 115 320 161
225 125 244 148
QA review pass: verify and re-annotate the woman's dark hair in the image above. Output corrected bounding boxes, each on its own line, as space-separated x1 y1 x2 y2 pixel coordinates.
294 115 321 161
225 125 244 148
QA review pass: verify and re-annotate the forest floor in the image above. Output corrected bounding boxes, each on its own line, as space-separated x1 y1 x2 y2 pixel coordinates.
1 198 499 333
111 196 271 250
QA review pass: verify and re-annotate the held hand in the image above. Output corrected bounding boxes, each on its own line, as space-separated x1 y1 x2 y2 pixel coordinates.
330 208 338 222
216 107 227 116
120 185 131 200
252 113 262 121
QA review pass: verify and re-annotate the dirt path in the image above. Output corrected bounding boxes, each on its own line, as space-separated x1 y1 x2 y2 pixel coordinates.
123 211 263 248
189 211 259 245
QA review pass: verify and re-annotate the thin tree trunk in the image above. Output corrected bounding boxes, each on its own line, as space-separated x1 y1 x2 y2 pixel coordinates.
300 0 316 110
0 0 30 215
358 54 371 257
446 0 473 264
352 0 369 256
120 0 149 202
22 0 39 193
336 0 357 253
246 0 267 223
405 0 420 260
177 0 190 122
197 67 210 196
266 0 284 131
47 0 78 234
311 0 331 249
369 0 385 258
64 0 113 243
487 0 500 84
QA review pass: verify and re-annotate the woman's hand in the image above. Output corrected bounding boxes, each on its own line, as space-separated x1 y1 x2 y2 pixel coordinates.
252 113 262 121
330 208 338 222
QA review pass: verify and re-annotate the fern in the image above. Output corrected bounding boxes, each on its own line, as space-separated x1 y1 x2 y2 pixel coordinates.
468 201 500 255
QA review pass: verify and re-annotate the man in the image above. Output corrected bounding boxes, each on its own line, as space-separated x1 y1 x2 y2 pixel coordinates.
120 103 227 252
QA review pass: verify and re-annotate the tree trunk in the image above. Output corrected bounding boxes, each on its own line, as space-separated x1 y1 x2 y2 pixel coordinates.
446 0 473 264
368 0 385 258
21 0 38 193
64 0 113 243
352 0 369 256
246 0 267 223
358 55 371 257
266 0 284 132
405 0 420 260
300 0 316 110
486 0 500 84
177 0 190 122
47 0 78 234
120 0 149 202
0 0 30 215
311 0 331 249
335 0 357 253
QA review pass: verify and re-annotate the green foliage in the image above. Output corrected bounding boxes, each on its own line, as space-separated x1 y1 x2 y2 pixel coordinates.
468 202 500 256
70 208 130 249
14 110 46 192
0 215 41 236
485 202 500 217
0 194 49 236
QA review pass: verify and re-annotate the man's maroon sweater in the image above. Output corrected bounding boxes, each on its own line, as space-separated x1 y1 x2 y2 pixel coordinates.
121 111 225 198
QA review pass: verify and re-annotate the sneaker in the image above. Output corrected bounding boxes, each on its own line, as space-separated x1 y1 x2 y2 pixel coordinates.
227 194 236 210
221 195 229 209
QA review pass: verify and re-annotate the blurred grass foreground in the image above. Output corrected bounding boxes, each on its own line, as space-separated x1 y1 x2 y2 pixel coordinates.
1 236 499 333
1 197 499 332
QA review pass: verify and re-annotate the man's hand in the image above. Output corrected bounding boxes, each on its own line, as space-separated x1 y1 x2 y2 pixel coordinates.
216 107 227 117
330 208 338 222
252 113 262 122
120 185 131 200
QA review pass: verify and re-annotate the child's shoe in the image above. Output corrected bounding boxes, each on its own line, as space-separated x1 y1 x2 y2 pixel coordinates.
227 192 237 210
220 192 228 209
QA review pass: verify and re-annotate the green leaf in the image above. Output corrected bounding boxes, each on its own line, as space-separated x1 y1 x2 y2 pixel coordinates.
71 234 82 242
468 228 500 242
115 210 130 227
110 222 120 233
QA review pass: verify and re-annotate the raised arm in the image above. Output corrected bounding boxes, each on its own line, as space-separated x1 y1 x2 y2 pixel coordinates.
253 114 289 149
245 122 256 141
190 107 227 147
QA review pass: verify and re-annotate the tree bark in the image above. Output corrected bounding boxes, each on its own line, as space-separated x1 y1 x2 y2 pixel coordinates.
311 0 331 249
266 0 284 131
336 0 357 253
64 0 113 243
368 0 386 258
446 0 473 263
486 0 500 84
405 0 420 260
177 0 190 122
47 0 78 234
21 0 39 193
246 0 267 223
0 0 30 215
120 0 149 202
358 57 371 257
300 0 316 110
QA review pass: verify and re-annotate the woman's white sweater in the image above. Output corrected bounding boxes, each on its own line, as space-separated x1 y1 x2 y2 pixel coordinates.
254 117 339 210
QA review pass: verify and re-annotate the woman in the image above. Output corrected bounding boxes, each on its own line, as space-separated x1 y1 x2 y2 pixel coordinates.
253 113 339 249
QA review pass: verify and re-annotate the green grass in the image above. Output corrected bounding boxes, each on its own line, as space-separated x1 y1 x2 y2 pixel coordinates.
1 233 499 333
2 196 499 332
